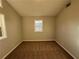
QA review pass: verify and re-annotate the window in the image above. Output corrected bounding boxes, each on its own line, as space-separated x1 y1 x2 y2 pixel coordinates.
35 20 43 32
0 0 3 8
0 26 2 36
0 14 7 40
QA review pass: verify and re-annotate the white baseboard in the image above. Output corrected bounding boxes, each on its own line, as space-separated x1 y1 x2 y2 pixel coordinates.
56 41 77 59
2 40 76 59
2 41 23 59
23 39 55 41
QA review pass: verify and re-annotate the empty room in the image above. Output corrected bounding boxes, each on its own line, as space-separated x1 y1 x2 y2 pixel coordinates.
0 0 79 59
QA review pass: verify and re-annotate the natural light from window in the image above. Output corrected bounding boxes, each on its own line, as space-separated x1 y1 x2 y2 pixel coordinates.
0 14 7 40
35 20 43 32
0 0 3 8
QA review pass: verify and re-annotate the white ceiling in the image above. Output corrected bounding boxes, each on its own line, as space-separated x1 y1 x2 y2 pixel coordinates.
7 0 70 16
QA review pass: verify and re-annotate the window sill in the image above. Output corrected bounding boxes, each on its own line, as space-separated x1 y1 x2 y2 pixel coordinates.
0 36 7 40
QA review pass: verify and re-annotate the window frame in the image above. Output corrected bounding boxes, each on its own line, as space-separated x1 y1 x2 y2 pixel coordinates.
0 14 7 40
0 0 3 8
34 20 43 32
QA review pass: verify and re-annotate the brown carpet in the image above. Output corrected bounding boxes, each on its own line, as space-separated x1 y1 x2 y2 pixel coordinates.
5 41 73 59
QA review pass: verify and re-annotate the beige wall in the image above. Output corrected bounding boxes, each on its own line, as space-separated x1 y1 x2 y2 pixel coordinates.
0 0 22 59
56 0 79 59
22 16 55 41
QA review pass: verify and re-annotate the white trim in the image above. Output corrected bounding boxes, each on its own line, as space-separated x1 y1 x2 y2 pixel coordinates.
2 41 23 59
56 41 77 59
0 14 7 40
34 20 43 32
0 36 7 40
2 40 76 59
23 39 55 41
0 0 3 8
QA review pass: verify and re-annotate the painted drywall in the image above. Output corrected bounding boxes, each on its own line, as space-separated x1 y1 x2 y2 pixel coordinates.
7 0 69 16
22 16 55 41
0 0 22 59
56 0 79 59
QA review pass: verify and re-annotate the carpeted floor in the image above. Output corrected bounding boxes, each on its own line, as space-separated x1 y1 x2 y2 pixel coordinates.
5 41 73 59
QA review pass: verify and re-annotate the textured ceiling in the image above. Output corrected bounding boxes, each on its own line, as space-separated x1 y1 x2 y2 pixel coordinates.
7 0 70 16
